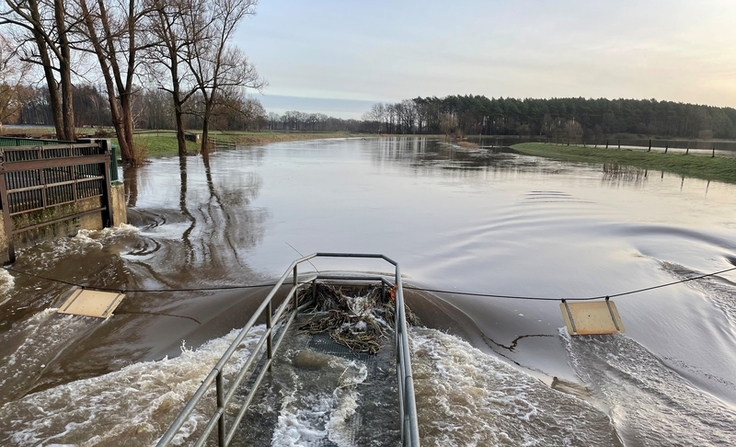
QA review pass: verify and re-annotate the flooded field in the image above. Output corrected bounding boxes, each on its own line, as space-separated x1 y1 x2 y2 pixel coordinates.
1 137 736 446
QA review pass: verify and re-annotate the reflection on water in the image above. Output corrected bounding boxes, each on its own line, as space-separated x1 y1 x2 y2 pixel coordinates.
601 163 647 188
2 137 736 446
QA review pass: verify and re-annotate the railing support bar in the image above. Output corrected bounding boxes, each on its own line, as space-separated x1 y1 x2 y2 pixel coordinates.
216 371 226 446
266 301 273 361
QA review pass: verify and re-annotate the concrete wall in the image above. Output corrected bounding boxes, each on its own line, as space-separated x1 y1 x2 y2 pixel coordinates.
111 183 127 227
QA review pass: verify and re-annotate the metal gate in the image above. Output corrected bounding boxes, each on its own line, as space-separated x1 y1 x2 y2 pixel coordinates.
0 140 114 263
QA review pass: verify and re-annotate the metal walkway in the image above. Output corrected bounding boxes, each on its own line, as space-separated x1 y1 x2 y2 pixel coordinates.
156 253 420 447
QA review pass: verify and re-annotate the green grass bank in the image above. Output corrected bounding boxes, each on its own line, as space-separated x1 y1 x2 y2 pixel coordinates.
121 131 360 158
512 142 736 184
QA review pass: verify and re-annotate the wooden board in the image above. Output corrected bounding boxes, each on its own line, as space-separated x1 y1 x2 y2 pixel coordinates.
560 300 625 336
58 289 125 319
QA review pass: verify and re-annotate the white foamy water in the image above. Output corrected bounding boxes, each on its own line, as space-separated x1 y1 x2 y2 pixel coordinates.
562 330 736 446
0 326 265 447
19 224 140 272
270 355 368 447
0 268 16 306
411 327 619 446
0 310 95 406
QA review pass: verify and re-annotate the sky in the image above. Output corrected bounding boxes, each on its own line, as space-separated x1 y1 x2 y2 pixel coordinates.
237 0 736 119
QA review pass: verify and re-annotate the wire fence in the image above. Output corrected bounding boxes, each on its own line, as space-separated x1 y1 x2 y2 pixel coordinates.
473 135 736 157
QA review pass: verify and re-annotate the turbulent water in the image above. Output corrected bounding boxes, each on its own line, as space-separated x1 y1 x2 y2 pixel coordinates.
1 137 736 446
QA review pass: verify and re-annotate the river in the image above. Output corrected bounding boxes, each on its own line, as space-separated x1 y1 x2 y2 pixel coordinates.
1 136 735 446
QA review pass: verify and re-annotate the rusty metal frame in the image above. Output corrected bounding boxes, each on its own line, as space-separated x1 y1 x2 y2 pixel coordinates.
0 141 113 263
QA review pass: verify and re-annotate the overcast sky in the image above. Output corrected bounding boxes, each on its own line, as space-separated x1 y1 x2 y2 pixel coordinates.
238 0 736 119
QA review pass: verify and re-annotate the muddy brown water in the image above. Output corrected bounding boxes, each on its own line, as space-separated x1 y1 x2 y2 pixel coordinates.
1 137 736 446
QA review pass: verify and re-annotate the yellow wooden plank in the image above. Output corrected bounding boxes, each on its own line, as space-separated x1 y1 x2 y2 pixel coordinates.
58 289 125 319
560 300 624 336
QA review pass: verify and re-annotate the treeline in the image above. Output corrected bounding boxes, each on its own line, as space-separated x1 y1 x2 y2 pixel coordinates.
363 96 736 140
10 84 364 133
264 111 364 132
14 84 268 132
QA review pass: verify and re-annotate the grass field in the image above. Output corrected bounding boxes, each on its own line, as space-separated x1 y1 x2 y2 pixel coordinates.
512 142 736 184
119 130 360 158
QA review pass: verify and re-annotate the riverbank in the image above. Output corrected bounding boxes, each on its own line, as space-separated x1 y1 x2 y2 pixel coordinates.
512 142 736 184
126 131 361 157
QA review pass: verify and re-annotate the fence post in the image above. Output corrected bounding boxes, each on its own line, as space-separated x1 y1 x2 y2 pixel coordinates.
618 139 621 149
216 371 226 446
648 139 651 152
0 157 15 264
100 140 115 227
665 143 668 154
686 141 689 155
109 143 119 183
606 139 609 149
712 144 716 158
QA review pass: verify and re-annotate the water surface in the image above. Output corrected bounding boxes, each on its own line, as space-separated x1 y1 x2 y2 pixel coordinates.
1 137 736 446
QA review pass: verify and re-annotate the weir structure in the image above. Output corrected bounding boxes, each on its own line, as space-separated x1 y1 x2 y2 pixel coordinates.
156 253 421 447
0 137 127 263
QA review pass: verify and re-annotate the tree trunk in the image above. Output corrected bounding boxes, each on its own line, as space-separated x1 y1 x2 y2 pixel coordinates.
26 0 65 139
119 94 136 162
200 110 210 156
175 107 187 157
79 0 131 162
54 0 75 140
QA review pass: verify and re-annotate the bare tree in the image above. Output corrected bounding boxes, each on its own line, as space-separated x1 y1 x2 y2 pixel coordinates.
146 0 202 156
75 0 152 164
183 0 264 155
2 0 77 140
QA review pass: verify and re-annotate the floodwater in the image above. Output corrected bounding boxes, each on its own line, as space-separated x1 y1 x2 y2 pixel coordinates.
1 137 736 446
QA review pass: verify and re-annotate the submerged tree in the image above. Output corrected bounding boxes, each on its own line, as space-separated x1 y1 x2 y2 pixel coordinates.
76 0 152 164
146 0 264 157
146 0 202 156
183 0 264 155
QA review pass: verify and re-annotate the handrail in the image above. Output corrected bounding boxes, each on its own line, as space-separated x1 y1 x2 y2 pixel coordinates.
156 253 420 447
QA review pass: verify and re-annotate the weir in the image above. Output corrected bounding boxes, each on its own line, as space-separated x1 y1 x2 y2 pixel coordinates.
156 253 421 447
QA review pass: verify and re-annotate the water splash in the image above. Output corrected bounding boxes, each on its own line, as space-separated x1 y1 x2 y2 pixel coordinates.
0 326 265 447
411 327 619 446
562 330 736 446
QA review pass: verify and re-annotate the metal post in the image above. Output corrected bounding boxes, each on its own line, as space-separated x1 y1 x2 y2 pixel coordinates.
216 371 226 446
108 142 120 182
606 139 609 149
665 143 668 154
618 139 620 149
648 139 651 152
0 156 15 264
293 265 299 312
266 301 273 359
712 144 716 158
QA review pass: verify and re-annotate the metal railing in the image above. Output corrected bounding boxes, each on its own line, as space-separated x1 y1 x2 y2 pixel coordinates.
156 252 420 447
